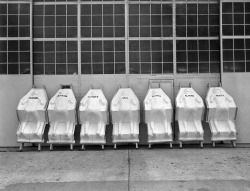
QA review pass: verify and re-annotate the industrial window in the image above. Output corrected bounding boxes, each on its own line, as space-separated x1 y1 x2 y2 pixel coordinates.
33 3 78 74
221 1 250 72
81 40 125 74
0 1 31 75
176 1 220 74
0 0 221 75
129 3 173 74
33 41 78 75
80 3 126 74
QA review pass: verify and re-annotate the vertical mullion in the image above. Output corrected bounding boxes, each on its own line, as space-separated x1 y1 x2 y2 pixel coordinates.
220 1 224 77
6 3 8 74
18 3 20 75
31 1 33 79
78 0 82 97
196 4 199 74
66 4 68 75
125 0 129 76
173 1 176 76
78 0 81 75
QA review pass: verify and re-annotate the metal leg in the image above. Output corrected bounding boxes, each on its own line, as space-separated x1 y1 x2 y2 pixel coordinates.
232 141 236 148
19 143 23 151
101 145 104 150
38 144 41 151
114 144 117 149
170 142 173 149
70 144 73 151
82 145 85 150
148 144 151 149
212 142 215 148
179 142 182 149
136 143 138 149
200 142 203 148
50 144 53 151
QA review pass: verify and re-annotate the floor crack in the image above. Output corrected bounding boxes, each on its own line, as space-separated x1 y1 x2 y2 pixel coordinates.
128 149 131 191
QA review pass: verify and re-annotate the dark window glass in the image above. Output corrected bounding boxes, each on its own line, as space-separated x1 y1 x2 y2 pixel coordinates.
104 63 114 74
176 4 186 15
45 64 55 75
223 25 233 36
81 64 91 74
152 63 162 74
68 64 78 74
210 62 220 73
56 5 66 15
234 25 244 36
235 62 245 72
67 5 77 15
222 14 232 25
0 41 7 51
223 39 233 50
93 64 103 74
141 63 151 74
234 2 244 13
199 63 209 73
222 3 232 13
130 63 139 74
56 64 66 74
8 4 18 14
115 63 125 74
8 64 19 74
177 62 187 73
20 64 30 74
0 64 7 74
0 27 7 37
0 4 7 14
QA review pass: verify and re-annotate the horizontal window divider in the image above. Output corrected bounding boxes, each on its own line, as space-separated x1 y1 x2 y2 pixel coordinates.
0 1 31 4
33 2 79 5
0 37 31 40
33 38 78 41
175 1 218 4
80 38 125 40
80 1 126 5
129 74 175 77
175 73 220 77
221 0 249 2
222 36 250 39
128 2 173 4
176 37 219 40
128 37 173 40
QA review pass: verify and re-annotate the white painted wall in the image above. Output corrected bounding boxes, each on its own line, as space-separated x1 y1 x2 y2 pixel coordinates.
222 73 250 143
0 75 32 147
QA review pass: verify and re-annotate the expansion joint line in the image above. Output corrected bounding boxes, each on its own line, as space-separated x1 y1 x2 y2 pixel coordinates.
128 149 131 191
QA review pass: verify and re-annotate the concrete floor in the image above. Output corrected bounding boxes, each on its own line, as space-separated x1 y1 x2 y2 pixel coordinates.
1 145 250 191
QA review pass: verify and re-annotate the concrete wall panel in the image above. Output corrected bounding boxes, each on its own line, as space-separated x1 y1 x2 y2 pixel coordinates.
0 75 32 147
222 73 250 143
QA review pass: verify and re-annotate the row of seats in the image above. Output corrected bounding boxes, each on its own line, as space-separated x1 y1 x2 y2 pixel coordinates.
16 85 238 151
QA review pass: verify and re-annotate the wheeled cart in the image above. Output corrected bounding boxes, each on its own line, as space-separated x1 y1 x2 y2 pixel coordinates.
47 86 77 150
144 88 173 148
16 86 48 151
206 85 237 147
79 88 108 150
111 88 140 149
176 87 205 148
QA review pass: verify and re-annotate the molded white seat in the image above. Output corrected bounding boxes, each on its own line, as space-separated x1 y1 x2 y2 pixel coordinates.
206 87 237 144
16 88 48 150
47 88 76 149
79 89 108 148
144 88 173 146
176 88 204 146
111 88 140 148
